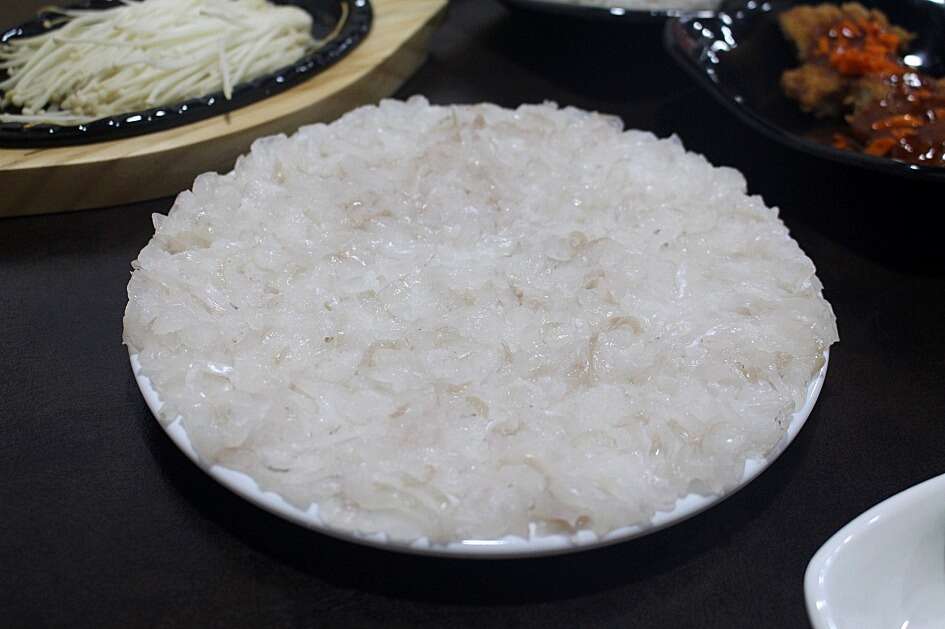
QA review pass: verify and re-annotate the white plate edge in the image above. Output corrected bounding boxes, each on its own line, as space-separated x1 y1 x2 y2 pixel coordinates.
803 471 945 629
131 349 830 558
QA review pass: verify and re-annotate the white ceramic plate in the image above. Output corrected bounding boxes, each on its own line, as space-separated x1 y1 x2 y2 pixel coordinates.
805 472 945 629
132 350 829 558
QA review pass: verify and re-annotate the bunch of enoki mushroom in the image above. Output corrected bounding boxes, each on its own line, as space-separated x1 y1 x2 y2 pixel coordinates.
0 0 334 125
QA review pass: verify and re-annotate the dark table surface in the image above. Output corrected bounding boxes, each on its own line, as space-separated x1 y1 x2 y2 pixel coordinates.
2 1 944 627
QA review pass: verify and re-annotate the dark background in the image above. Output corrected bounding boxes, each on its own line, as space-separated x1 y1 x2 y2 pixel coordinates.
1 1 943 627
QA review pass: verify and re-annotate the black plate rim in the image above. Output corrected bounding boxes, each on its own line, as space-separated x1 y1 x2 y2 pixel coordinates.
502 0 718 23
663 0 945 181
0 0 373 148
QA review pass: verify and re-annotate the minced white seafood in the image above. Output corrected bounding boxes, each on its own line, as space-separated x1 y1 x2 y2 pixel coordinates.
124 97 838 542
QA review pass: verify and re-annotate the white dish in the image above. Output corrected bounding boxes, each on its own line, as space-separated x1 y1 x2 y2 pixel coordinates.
132 350 828 557
805 472 945 629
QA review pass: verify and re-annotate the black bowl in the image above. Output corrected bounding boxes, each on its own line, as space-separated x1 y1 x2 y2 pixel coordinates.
0 0 372 147
664 0 945 180
501 0 717 23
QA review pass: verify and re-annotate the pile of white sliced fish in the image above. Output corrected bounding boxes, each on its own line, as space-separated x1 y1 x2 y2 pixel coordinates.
124 98 838 543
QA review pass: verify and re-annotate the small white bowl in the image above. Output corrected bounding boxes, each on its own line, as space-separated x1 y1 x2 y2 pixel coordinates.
805 473 945 629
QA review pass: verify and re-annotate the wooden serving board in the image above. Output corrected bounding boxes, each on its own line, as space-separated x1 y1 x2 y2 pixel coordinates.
0 0 446 217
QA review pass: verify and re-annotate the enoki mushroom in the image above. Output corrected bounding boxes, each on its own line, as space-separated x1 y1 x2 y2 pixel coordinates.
0 0 340 125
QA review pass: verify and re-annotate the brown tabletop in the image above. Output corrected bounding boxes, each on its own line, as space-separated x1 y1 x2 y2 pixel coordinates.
2 1 944 627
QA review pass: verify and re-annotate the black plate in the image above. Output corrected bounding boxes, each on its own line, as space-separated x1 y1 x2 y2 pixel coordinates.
0 0 372 147
502 0 717 23
664 0 945 180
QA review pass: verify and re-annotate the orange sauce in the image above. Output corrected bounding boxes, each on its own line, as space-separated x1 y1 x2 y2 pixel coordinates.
810 14 945 166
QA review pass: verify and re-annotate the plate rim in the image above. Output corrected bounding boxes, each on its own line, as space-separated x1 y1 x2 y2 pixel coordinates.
500 0 717 23
663 1 945 182
131 347 830 558
803 471 945 629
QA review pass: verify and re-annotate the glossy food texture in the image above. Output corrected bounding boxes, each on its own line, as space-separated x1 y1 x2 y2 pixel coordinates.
124 98 838 543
